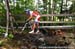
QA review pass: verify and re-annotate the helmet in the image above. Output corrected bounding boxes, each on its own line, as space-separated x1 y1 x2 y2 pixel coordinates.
25 9 30 12
25 9 30 15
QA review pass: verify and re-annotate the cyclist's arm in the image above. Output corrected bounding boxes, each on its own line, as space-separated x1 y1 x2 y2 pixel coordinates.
26 15 33 22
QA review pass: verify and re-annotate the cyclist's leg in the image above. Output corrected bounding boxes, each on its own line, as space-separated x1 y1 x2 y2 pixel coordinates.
34 16 40 33
29 15 40 33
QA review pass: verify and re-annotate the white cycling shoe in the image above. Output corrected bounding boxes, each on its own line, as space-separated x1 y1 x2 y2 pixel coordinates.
36 30 40 34
29 30 40 34
29 30 34 33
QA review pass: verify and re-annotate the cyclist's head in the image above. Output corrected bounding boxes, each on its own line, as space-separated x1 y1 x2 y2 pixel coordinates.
25 9 30 15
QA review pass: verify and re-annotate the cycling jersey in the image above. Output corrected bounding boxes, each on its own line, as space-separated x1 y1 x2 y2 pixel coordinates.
29 11 41 22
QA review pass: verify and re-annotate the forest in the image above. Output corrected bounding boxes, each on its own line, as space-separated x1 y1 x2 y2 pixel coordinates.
0 0 75 49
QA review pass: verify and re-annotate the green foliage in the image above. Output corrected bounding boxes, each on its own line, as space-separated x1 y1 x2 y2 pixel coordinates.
0 0 75 26
10 0 34 14
0 0 74 14
0 40 3 46
70 1 75 13
8 33 14 39
0 27 5 34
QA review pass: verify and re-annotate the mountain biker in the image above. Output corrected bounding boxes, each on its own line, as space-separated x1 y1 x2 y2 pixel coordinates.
25 9 41 34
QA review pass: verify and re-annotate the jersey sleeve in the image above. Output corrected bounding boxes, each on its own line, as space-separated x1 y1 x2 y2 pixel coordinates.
30 11 33 16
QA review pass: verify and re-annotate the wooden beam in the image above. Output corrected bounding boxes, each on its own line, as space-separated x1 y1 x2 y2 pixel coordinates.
12 13 75 17
39 21 75 23
14 21 75 23
39 25 75 29
1 25 75 29
10 13 75 17
41 13 75 17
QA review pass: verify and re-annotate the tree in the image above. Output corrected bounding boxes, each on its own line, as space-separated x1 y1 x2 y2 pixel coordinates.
70 0 75 13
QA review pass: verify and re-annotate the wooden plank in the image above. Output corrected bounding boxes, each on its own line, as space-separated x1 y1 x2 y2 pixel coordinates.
41 13 75 17
1 25 75 29
14 21 75 23
39 21 75 23
1 21 75 23
39 25 75 29
0 14 75 17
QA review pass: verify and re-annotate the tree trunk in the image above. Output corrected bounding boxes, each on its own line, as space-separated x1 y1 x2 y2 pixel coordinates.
51 0 54 21
5 0 10 34
60 0 63 14
5 0 14 33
